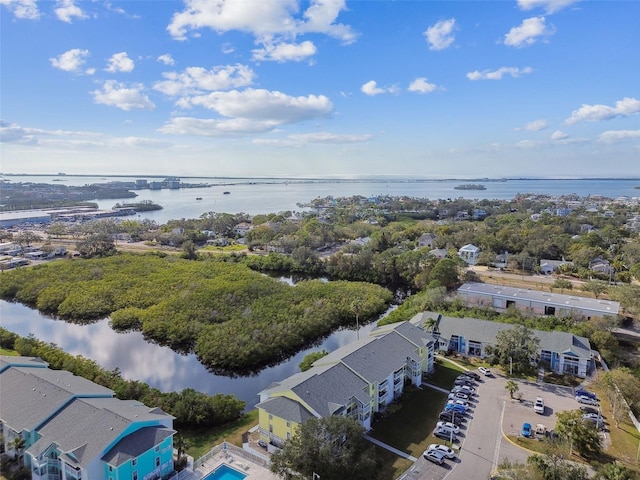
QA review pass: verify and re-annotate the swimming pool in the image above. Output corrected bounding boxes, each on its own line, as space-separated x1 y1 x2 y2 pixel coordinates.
202 464 247 480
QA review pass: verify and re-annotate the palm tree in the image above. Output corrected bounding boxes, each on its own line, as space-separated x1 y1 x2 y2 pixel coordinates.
9 436 26 463
505 380 519 399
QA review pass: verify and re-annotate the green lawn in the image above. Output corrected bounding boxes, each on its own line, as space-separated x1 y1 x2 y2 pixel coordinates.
179 410 258 460
0 348 18 356
426 356 467 389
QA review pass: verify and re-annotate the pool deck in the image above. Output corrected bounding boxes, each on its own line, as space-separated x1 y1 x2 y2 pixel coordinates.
194 449 280 480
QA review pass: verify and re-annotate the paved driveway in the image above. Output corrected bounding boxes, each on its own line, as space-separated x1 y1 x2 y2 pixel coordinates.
411 371 581 480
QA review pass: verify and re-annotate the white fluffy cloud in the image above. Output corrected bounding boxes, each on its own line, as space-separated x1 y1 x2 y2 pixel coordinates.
408 78 438 94
598 130 640 143
91 80 155 111
504 17 552 47
517 0 579 14
161 88 333 136
252 40 317 62
565 97 640 125
466 66 532 80
54 0 86 23
105 52 135 73
361 80 398 96
167 0 356 50
550 130 569 140
153 64 255 96
522 119 548 131
424 18 456 51
50 48 92 74
157 54 175 66
0 0 39 19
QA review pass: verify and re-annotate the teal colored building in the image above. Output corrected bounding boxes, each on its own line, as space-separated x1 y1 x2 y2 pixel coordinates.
0 356 175 480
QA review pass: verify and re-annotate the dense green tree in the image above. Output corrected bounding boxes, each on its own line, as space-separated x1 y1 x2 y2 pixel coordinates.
270 416 379 480
76 233 116 258
555 410 601 458
429 257 460 289
582 280 609 299
595 462 636 480
299 350 328 372
492 325 540 374
552 279 573 292
527 454 589 480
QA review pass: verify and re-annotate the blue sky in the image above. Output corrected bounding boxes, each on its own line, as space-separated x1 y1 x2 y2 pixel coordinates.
1 0 638 178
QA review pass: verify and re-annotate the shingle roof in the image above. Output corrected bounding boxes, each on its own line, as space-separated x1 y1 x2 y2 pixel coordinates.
0 355 48 373
101 426 175 466
0 366 113 432
457 282 620 315
429 313 591 359
255 396 316 425
28 397 173 469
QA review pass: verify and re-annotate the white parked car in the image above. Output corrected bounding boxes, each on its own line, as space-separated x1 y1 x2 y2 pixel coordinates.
426 444 456 459
423 450 445 465
453 385 476 395
576 395 599 406
448 391 469 401
436 421 460 435
534 397 544 414
478 367 491 376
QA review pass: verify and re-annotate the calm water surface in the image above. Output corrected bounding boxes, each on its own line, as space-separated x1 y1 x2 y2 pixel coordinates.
0 299 386 408
4 175 638 224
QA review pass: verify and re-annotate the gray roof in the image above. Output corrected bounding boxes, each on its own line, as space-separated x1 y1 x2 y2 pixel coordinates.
28 397 174 469
101 426 175 466
457 282 620 315
429 313 592 359
0 366 113 432
0 355 48 373
255 396 316 425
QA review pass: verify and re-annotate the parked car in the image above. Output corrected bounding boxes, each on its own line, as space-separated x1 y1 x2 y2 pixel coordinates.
580 406 601 416
576 395 599 406
583 416 605 430
449 391 470 401
453 385 476 395
534 397 544 414
433 427 457 442
444 403 467 414
447 398 470 408
478 367 492 376
423 450 445 465
436 421 460 435
426 444 456 459
454 378 475 387
439 411 464 425
462 371 481 381
575 389 597 400
582 413 603 421
521 422 532 438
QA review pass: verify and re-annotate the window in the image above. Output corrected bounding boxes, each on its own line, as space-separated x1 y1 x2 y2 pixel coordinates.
269 424 273 433
269 414 273 420
155 446 160 453
286 432 291 440
132 459 137 467
286 421 290 428
109 466 113 472
155 457 160 468
133 472 138 480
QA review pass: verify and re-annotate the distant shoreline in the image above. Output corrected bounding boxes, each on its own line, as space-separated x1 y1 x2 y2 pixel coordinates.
1 173 639 182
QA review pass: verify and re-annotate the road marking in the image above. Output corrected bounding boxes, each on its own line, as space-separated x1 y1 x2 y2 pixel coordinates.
492 400 506 473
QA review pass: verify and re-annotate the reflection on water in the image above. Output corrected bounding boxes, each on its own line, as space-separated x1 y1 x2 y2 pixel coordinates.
0 300 381 409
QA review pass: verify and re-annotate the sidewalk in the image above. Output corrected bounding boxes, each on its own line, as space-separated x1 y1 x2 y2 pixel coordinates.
364 435 418 461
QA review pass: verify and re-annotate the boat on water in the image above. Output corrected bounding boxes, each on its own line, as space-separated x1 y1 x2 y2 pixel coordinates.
196 197 202 200
223 191 230 195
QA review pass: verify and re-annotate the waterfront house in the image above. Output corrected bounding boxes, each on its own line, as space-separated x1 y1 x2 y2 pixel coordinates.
255 321 436 449
458 244 480 265
0 356 175 480
456 282 619 319
418 312 593 377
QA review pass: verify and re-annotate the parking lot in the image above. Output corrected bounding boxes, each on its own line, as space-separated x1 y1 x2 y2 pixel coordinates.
403 366 601 480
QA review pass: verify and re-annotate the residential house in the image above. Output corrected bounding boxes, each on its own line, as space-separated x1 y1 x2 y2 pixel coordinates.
589 257 613 276
256 321 436 449
428 248 448 259
233 222 253 237
417 233 436 249
539 258 573 275
419 312 593 377
458 244 480 265
457 282 619 319
472 209 488 220
0 356 175 480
